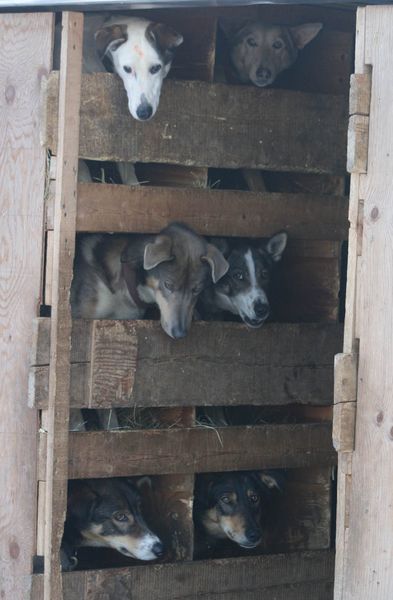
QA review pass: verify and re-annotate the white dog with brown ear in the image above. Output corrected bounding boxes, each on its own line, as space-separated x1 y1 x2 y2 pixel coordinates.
54 15 183 185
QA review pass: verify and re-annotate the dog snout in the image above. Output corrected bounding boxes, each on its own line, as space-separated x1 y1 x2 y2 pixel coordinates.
136 103 153 121
152 541 165 558
256 67 272 82
169 323 187 339
254 300 270 320
246 527 262 545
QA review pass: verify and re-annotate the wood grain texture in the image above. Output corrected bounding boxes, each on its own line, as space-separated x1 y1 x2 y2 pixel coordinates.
44 74 348 174
31 550 334 600
347 114 369 174
0 12 53 600
37 423 336 480
349 73 371 116
45 182 350 240
43 13 83 600
30 320 342 409
340 7 393 600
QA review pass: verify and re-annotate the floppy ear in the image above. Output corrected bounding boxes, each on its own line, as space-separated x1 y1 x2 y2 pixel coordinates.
289 23 323 49
95 24 128 60
202 244 229 284
144 235 174 270
146 22 183 64
265 232 288 262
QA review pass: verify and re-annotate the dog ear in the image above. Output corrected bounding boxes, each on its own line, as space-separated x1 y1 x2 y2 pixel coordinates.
265 232 288 262
219 18 251 40
257 471 283 492
144 235 174 270
289 23 323 49
146 22 183 64
95 24 128 60
202 244 229 284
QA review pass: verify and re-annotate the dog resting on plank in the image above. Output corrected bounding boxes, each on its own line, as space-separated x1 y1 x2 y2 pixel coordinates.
61 478 163 570
71 223 229 339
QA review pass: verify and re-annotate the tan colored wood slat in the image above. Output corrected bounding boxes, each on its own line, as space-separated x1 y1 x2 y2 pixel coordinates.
349 73 372 116
339 7 393 600
31 550 334 600
30 320 342 409
43 12 83 600
54 183 350 240
0 13 54 599
44 74 348 174
333 352 357 453
347 114 369 174
37 423 336 481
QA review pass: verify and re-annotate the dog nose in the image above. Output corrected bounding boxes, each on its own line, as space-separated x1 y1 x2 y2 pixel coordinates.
170 325 187 339
246 528 261 544
256 67 272 81
254 300 270 320
136 103 153 121
152 541 165 558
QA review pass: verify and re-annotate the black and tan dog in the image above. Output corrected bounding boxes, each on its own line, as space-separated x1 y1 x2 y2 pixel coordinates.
194 470 282 551
71 223 229 339
61 478 163 570
199 232 287 327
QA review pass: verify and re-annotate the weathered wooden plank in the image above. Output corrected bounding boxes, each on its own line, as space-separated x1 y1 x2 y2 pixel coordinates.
349 73 371 116
339 7 393 600
30 320 342 409
45 74 348 174
135 163 208 188
347 114 369 174
46 182 350 240
37 423 336 480
31 550 334 600
43 13 83 600
0 12 54 600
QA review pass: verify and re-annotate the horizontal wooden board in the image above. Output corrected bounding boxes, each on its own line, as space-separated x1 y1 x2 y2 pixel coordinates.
37 423 336 480
47 182 348 240
31 550 334 600
30 320 342 409
44 74 348 174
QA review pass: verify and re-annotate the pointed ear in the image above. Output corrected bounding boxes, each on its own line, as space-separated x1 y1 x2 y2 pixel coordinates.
258 472 282 492
95 24 128 60
289 23 323 50
144 235 174 270
146 22 183 64
202 244 229 284
219 18 250 40
265 232 288 262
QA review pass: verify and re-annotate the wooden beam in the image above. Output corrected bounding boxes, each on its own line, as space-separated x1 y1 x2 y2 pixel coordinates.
30 320 342 410
37 423 336 480
49 182 348 240
44 74 348 174
337 7 393 600
43 13 83 600
31 550 334 600
0 12 54 600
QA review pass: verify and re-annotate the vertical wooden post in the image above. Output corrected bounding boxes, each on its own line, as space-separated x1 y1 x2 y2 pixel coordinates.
0 13 54 600
43 12 83 600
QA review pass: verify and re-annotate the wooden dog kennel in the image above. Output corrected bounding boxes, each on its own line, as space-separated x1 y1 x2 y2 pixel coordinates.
1 2 392 600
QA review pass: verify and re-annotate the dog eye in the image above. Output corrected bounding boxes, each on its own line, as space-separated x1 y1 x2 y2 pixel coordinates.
164 281 174 292
150 64 162 74
247 37 257 47
123 66 132 74
233 271 244 281
261 270 269 278
221 495 231 504
272 40 283 50
192 286 201 295
114 512 128 522
249 494 259 504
